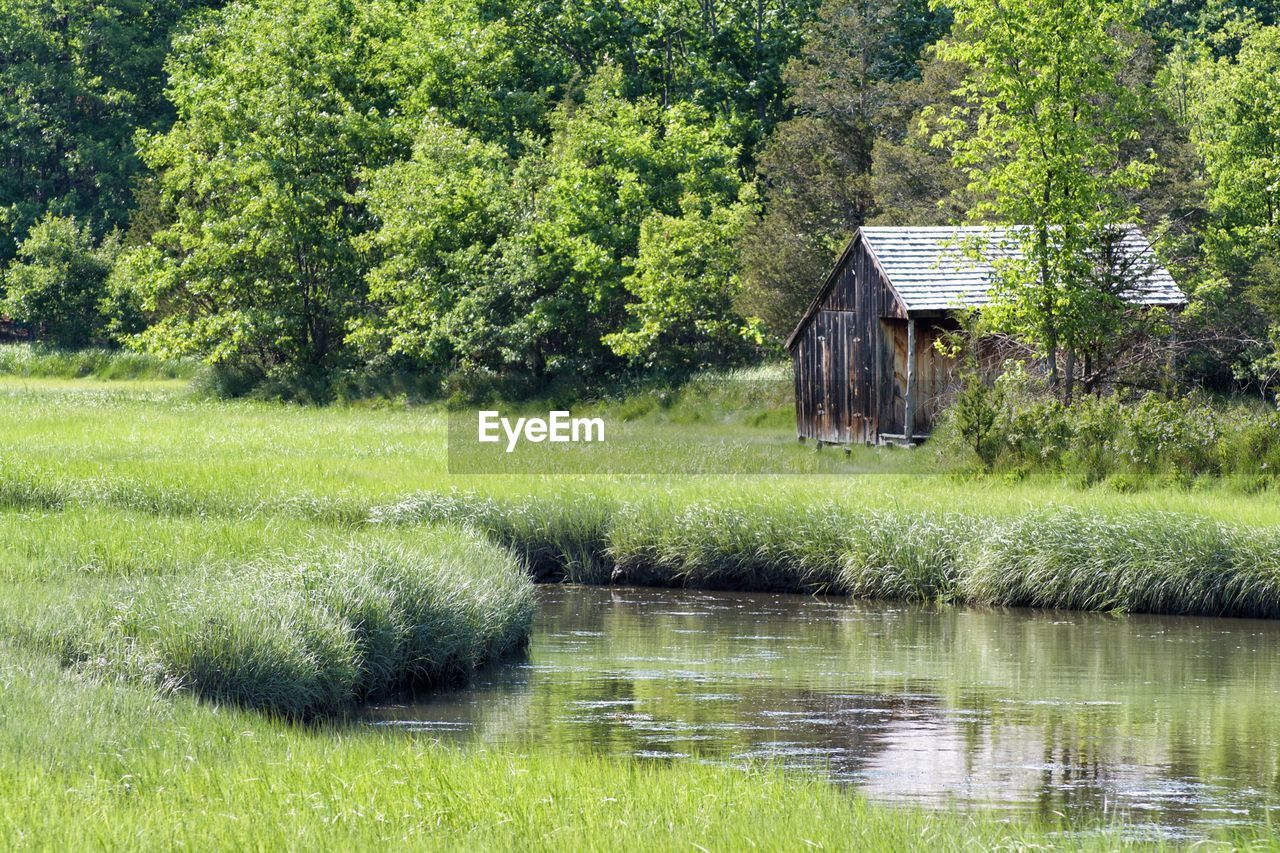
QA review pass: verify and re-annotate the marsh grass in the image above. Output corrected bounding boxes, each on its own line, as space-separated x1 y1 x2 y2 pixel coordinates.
0 509 533 719
3 377 1280 844
41 536 532 719
963 509 1280 617
375 492 1280 618
0 343 196 381
372 491 615 582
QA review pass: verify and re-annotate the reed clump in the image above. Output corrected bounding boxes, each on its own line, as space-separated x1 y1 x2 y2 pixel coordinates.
962 508 1280 617
372 491 615 582
377 492 1280 618
40 533 533 718
607 498 851 592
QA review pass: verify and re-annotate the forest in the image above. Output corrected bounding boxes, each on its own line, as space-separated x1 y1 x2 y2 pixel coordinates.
1 0 1279 403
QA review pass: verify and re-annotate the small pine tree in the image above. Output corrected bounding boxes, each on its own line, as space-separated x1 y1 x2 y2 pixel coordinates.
953 373 1004 468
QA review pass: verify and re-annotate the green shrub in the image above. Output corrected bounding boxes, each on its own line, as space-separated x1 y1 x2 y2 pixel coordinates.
951 375 1004 468
1 215 115 347
935 385 1280 490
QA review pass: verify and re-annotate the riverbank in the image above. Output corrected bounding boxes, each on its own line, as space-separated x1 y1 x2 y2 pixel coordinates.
373 493 1280 618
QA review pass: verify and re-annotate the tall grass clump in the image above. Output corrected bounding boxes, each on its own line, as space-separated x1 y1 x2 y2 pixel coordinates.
608 500 983 601
838 511 984 602
371 491 616 582
963 508 1280 617
39 533 533 718
0 343 196 381
607 498 854 593
608 501 1280 617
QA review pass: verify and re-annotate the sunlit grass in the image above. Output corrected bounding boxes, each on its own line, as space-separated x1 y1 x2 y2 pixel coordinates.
0 343 197 381
0 509 533 718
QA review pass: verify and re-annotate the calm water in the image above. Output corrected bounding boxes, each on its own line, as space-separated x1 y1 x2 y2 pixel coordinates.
366 586 1280 837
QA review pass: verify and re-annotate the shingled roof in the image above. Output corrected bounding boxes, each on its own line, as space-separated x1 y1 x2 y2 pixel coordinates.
859 226 1185 312
786 226 1185 350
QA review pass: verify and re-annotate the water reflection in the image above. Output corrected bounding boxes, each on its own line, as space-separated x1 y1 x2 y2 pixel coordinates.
366 586 1280 835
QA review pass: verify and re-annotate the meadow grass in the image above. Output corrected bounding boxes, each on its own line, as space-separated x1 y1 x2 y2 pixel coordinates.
0 343 197 381
3 375 1280 616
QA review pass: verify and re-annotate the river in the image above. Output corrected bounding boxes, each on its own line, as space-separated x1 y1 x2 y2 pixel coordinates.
367 585 1280 837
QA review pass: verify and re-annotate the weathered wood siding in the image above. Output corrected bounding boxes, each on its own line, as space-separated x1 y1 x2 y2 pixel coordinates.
790 237 907 444
885 318 960 436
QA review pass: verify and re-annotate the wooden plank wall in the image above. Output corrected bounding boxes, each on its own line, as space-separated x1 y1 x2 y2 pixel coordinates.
885 319 961 436
791 238 908 444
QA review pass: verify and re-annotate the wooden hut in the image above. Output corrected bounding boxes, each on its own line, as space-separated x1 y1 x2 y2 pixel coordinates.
785 226 1186 445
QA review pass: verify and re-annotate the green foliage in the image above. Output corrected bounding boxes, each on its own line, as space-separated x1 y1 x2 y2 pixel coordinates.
353 119 517 367
131 0 405 370
358 66 752 382
390 0 557 150
739 0 951 336
0 0 215 260
486 0 823 159
868 55 973 226
932 0 1159 397
935 381 1280 487
1188 27 1280 243
1180 26 1280 388
1 215 117 346
952 374 1003 468
503 70 748 378
604 199 760 372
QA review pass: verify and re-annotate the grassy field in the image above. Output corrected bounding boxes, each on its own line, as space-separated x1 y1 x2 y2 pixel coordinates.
3 354 1280 847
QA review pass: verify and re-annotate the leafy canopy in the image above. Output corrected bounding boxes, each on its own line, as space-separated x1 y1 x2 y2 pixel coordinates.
931 0 1158 395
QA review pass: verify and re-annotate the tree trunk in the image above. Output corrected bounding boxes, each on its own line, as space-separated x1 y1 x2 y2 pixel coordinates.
1063 346 1076 405
1045 325 1060 391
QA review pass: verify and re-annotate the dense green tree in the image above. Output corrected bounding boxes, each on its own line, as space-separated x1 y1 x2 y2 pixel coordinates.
484 0 822 160
353 119 519 369
500 70 746 378
1182 26 1280 387
1141 0 1279 54
128 0 404 370
868 54 971 225
388 0 558 152
2 214 117 347
932 0 1159 401
738 0 950 338
604 195 760 372
0 0 217 260
358 67 748 382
